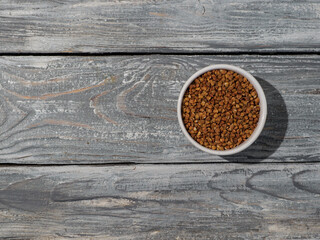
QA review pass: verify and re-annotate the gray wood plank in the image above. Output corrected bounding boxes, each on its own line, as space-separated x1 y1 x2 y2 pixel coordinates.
0 164 320 239
0 55 319 164
1 0 320 53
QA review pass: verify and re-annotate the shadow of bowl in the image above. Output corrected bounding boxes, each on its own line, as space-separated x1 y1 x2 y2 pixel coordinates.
222 77 288 163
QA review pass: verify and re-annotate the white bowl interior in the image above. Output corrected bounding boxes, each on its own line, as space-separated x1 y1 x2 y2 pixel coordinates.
177 64 267 155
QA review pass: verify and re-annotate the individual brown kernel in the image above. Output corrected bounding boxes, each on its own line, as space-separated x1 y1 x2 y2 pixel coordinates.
217 145 224 151
182 69 260 150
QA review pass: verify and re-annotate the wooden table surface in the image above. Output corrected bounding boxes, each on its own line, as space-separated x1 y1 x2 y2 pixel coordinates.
0 1 320 239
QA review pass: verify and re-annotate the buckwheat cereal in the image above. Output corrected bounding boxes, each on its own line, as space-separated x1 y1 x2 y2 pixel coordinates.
182 69 260 151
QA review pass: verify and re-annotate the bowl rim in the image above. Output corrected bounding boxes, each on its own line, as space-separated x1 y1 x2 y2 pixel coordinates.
177 64 267 155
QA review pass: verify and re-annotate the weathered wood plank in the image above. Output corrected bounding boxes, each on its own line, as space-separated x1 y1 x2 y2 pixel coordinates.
1 0 320 53
0 164 319 239
0 55 319 164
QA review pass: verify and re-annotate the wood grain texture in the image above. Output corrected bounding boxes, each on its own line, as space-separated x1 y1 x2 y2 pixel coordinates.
0 164 320 239
0 55 319 164
1 0 320 53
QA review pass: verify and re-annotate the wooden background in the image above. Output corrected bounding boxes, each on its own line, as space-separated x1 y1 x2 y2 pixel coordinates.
0 0 320 239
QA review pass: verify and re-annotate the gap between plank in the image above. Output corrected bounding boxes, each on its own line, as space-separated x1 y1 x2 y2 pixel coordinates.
1 51 320 56
0 161 319 167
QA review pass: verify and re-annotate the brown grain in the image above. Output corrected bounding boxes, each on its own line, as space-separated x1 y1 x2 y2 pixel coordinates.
182 69 260 151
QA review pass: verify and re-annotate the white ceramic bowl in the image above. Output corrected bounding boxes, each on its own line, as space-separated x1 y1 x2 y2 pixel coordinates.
177 64 267 155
